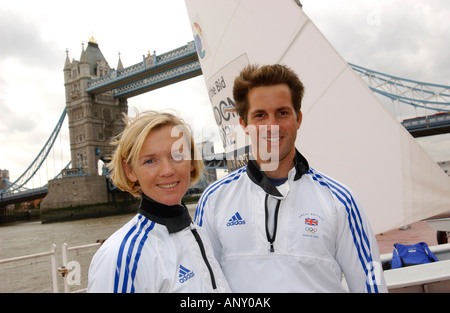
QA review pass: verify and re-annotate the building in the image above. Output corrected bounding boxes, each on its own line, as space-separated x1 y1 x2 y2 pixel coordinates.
0 169 9 190
63 35 128 175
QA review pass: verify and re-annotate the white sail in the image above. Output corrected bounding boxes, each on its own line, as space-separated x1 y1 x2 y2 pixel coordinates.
184 0 450 234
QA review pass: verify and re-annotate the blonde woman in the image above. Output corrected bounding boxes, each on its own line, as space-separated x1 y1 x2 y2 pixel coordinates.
87 111 229 293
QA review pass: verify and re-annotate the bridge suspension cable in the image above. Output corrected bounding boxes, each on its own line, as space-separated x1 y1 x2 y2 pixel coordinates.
349 63 450 113
1 109 67 194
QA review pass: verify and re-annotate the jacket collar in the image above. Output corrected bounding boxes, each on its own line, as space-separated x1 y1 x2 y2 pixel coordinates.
137 195 192 233
246 149 310 197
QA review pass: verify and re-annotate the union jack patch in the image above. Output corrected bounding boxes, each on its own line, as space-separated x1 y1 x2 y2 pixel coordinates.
305 218 318 226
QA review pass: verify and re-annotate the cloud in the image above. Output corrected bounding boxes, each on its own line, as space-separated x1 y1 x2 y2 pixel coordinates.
0 9 65 178
0 8 61 68
1 0 449 181
0 100 38 134
302 0 450 85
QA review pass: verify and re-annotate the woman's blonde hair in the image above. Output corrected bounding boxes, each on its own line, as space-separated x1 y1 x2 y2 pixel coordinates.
108 110 204 198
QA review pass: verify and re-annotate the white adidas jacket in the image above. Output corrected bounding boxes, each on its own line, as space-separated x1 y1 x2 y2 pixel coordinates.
195 150 387 293
87 196 230 293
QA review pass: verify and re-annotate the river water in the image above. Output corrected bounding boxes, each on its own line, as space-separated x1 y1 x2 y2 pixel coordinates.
0 213 134 260
0 204 197 260
0 204 196 292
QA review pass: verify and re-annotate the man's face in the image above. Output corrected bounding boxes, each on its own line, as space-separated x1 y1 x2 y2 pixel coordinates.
240 84 301 170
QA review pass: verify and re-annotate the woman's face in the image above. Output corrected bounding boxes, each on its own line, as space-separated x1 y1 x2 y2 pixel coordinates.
123 124 193 206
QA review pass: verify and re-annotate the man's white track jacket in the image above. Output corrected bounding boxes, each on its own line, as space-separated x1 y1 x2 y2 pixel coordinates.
194 150 387 293
87 196 230 293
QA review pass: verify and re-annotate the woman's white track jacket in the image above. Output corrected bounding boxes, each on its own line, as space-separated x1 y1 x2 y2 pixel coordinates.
87 196 230 293
194 150 387 293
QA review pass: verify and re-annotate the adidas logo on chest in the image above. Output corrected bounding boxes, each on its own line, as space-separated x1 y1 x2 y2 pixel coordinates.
178 265 195 283
226 211 246 227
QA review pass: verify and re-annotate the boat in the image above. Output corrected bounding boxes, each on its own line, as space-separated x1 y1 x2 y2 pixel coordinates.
184 0 450 292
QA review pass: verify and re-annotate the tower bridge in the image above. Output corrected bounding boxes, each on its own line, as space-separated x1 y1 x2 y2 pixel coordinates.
86 41 201 98
1 38 449 222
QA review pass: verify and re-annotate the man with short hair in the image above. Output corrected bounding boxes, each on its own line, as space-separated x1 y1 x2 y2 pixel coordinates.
195 64 387 293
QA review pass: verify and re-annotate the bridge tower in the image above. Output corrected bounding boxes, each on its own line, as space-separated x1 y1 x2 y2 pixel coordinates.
40 37 133 222
63 36 127 175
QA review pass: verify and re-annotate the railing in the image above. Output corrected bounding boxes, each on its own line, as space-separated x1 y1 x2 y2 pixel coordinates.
0 244 58 293
59 242 101 293
0 242 101 293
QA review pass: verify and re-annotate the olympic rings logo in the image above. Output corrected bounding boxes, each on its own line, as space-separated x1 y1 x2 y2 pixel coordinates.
305 227 317 233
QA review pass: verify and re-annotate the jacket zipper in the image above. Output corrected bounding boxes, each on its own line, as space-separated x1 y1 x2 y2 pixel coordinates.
264 194 281 252
190 228 217 290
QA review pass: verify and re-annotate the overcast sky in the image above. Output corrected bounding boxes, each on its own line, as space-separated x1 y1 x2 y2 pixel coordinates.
1 0 449 183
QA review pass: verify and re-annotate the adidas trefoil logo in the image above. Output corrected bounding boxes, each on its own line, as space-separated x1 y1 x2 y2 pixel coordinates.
178 265 195 283
226 211 246 227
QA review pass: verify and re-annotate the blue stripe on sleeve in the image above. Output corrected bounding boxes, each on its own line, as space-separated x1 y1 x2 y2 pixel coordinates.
130 221 155 292
308 168 379 293
114 215 155 293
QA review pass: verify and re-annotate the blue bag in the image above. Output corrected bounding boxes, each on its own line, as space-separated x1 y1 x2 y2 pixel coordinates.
391 242 439 269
